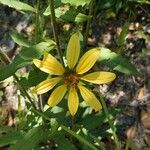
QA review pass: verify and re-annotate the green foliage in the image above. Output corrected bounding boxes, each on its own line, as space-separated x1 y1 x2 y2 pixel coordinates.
44 6 90 23
97 0 115 10
117 22 129 47
0 42 55 81
20 68 48 87
129 0 150 4
9 126 50 150
0 0 35 12
80 108 121 130
61 0 91 6
0 130 24 148
61 125 98 150
0 90 3 96
53 132 77 150
11 31 30 47
75 13 92 23
99 47 138 75
0 0 145 149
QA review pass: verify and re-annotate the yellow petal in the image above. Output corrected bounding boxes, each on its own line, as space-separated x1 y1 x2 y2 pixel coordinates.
48 84 67 107
66 33 80 69
80 71 116 84
68 86 79 116
32 77 62 94
33 59 60 75
78 84 102 111
42 52 65 75
76 48 100 74
33 59 43 70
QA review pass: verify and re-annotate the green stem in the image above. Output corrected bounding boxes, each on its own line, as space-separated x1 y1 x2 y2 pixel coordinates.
35 0 40 43
61 125 98 150
84 0 95 51
125 138 131 150
0 49 36 109
48 0 65 67
13 75 36 109
0 49 11 64
100 95 120 150
32 109 51 121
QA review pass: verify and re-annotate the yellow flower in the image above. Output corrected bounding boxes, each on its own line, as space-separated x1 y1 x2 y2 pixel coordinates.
32 33 116 116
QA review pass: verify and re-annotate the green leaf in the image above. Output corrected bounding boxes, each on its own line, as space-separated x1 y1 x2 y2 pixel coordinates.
75 13 92 23
97 0 115 9
0 0 35 12
80 109 121 130
44 7 90 23
60 9 79 22
9 126 49 150
129 0 150 4
20 68 48 87
99 47 138 75
61 0 91 6
54 133 77 150
0 42 55 81
0 91 3 96
18 42 53 60
0 131 24 147
117 22 129 47
44 7 78 22
61 125 98 150
11 31 30 47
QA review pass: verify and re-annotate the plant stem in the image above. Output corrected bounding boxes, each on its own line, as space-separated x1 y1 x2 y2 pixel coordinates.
61 125 98 150
48 0 65 67
0 49 36 109
84 0 95 51
35 0 40 43
125 138 131 150
13 75 36 109
100 94 120 150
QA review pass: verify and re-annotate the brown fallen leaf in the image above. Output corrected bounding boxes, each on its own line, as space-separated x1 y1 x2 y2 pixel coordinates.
137 87 145 99
141 110 150 129
126 125 137 139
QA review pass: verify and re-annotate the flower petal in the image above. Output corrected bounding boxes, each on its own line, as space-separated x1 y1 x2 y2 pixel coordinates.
48 84 67 107
80 71 116 84
78 84 102 111
33 59 64 75
76 48 100 74
42 52 65 75
32 77 62 95
66 33 80 69
33 59 42 70
68 86 79 116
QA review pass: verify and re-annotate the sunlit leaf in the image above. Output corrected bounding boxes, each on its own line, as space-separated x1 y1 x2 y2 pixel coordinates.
61 0 91 6
117 22 129 47
129 0 150 4
11 31 30 47
0 0 35 12
75 13 92 23
0 42 55 81
44 7 78 22
99 47 138 75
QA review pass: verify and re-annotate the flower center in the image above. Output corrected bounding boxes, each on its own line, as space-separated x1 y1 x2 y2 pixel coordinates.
64 71 79 86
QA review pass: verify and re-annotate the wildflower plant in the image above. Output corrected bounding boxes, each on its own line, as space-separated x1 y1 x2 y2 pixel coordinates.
0 0 140 149
32 33 116 116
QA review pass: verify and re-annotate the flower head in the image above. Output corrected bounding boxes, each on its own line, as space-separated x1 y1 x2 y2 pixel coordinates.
32 33 116 116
